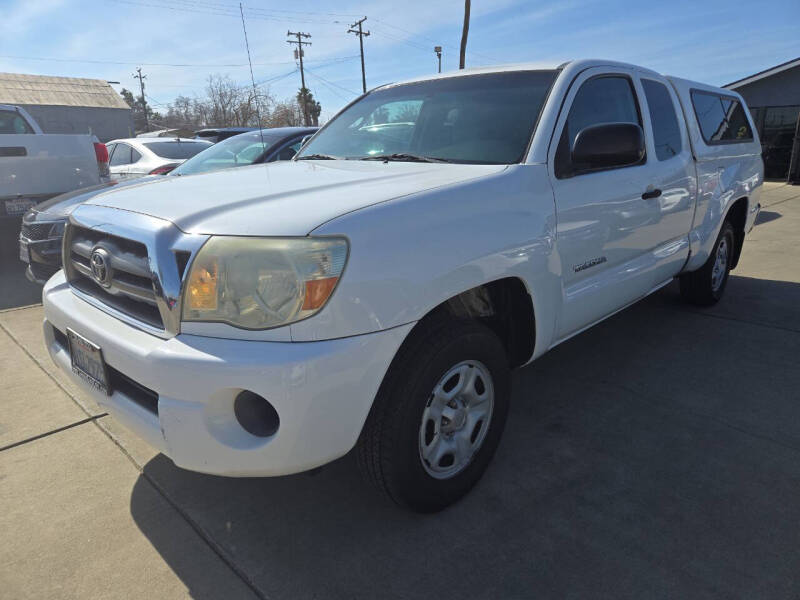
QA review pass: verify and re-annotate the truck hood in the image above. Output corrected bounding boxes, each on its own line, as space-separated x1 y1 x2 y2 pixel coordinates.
83 160 506 236
32 176 160 218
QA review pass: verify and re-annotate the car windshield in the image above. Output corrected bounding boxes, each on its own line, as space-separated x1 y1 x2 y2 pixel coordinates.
142 140 211 160
172 132 282 175
297 70 557 164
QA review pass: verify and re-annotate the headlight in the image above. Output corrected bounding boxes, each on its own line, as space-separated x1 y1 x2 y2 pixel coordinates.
182 236 348 329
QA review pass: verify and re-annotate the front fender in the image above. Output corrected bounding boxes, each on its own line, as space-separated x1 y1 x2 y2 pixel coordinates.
292 164 561 359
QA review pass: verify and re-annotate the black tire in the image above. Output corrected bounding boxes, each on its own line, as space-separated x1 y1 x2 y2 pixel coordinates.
357 317 511 513
679 221 735 306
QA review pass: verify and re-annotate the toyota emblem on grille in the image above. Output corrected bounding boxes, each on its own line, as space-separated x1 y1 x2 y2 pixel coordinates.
90 247 112 288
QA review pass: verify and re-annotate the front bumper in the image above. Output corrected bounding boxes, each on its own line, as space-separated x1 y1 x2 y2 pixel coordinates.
43 272 413 476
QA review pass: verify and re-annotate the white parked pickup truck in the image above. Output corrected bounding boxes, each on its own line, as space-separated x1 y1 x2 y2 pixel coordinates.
42 60 762 512
1 104 109 219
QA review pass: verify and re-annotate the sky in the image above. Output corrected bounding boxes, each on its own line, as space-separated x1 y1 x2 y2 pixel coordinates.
1 0 798 122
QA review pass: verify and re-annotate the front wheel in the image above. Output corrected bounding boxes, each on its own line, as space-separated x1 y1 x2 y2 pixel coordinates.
680 221 735 306
357 318 511 512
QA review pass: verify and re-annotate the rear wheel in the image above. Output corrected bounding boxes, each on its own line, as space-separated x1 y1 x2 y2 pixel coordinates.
357 318 511 512
680 221 735 306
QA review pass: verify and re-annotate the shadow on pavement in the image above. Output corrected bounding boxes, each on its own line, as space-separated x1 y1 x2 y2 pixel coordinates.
0 217 43 310
754 210 782 226
129 277 800 599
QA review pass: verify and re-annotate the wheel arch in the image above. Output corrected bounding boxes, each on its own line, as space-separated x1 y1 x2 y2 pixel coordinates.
405 277 536 369
724 196 749 269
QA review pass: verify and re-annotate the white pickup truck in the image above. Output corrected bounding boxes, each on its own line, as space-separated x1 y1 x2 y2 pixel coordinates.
42 60 762 512
0 104 109 219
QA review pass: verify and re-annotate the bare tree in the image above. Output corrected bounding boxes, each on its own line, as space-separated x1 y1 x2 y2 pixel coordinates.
160 74 312 131
205 74 245 126
268 99 304 127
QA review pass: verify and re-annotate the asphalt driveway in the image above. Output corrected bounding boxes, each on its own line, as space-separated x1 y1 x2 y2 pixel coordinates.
1 182 799 599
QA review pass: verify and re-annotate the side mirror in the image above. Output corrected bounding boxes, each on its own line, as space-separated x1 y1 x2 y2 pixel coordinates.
571 123 644 171
300 134 314 146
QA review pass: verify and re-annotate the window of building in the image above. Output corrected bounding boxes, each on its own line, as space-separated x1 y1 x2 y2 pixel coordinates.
760 105 800 178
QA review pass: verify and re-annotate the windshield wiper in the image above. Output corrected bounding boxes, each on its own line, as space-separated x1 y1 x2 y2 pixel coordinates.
296 153 340 160
360 153 450 163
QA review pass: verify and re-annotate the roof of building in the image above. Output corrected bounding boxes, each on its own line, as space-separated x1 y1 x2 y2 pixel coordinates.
725 57 800 89
0 72 130 110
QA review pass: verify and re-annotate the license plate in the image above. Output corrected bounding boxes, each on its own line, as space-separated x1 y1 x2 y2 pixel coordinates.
19 240 29 263
5 198 36 216
67 329 110 395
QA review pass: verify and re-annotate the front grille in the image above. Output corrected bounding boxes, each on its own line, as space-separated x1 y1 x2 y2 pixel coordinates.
29 261 60 282
21 222 55 241
64 205 208 338
67 225 164 330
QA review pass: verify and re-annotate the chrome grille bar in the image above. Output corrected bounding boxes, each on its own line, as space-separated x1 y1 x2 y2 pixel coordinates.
63 205 209 339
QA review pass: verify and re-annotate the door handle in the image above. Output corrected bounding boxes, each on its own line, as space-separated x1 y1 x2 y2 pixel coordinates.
642 188 662 200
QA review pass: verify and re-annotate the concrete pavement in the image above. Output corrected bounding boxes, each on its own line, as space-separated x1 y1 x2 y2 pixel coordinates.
0 217 41 310
1 182 799 599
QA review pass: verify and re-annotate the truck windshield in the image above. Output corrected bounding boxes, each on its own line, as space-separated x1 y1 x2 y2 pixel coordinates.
297 70 558 164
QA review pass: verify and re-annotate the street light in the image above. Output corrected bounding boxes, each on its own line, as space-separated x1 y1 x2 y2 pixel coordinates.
434 46 442 73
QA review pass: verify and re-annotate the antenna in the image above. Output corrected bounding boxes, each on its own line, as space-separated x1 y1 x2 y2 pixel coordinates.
239 3 266 152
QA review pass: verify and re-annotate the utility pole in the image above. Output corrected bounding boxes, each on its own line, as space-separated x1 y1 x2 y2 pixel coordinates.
459 0 470 69
133 67 149 131
434 46 442 73
287 31 312 126
348 16 370 93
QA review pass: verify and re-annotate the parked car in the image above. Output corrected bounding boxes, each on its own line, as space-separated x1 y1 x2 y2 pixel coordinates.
20 127 317 284
42 60 763 512
19 179 145 283
0 104 109 220
193 127 257 144
106 137 211 180
163 126 317 176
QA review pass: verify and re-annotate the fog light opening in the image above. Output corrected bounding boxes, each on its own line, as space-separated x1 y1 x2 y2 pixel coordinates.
234 391 280 438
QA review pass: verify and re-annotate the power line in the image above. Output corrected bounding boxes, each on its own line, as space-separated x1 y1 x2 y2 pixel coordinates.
144 94 165 106
109 0 344 24
303 67 359 96
157 0 360 18
0 54 297 68
0 54 357 69
305 77 351 102
303 70 356 102
369 26 432 54
372 17 499 64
